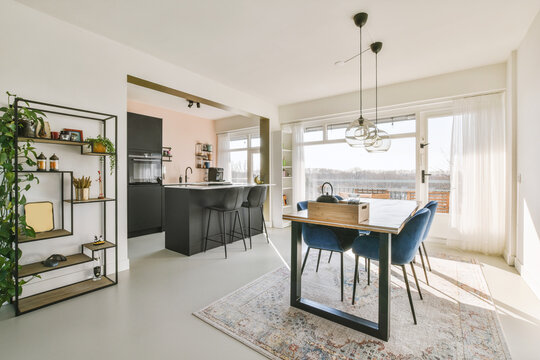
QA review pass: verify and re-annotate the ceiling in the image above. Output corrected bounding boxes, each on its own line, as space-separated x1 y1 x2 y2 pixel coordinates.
18 0 540 105
127 83 237 120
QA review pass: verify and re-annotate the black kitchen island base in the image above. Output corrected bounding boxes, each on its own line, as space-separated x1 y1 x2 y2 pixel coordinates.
164 185 266 256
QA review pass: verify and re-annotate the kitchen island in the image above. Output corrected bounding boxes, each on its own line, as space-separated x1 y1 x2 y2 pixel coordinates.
164 184 269 256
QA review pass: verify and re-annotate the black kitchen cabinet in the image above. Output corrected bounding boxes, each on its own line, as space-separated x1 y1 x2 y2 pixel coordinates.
128 184 163 238
127 112 162 152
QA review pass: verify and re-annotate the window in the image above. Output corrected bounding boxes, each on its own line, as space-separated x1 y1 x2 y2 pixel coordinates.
250 136 261 148
302 115 416 201
327 123 348 140
230 136 248 150
426 115 452 213
227 131 260 183
304 126 323 142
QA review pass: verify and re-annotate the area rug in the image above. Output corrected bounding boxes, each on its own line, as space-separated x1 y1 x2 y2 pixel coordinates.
193 251 511 359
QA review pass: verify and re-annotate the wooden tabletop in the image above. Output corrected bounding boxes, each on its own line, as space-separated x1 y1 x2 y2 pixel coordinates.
283 198 420 234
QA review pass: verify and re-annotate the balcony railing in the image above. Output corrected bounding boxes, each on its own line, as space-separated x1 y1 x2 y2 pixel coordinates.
406 191 450 213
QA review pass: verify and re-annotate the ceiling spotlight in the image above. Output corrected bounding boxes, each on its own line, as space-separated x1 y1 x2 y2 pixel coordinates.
188 100 194 108
196 102 200 108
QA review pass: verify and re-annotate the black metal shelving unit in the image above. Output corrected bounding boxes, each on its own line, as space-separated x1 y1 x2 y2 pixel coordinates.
13 98 118 315
162 146 172 162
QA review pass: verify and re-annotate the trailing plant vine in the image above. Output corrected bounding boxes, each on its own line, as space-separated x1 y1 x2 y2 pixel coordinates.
0 92 44 305
86 135 116 175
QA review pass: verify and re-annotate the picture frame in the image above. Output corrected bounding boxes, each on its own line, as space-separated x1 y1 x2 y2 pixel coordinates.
63 128 83 142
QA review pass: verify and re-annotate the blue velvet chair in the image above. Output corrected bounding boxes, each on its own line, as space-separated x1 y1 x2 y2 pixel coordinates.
297 200 359 301
351 208 431 324
417 201 438 285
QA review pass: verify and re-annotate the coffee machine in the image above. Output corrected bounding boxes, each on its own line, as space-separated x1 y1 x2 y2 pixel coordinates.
208 167 224 182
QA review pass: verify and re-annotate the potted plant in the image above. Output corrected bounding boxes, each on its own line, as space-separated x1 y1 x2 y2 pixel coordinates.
1 92 42 305
85 135 116 174
73 176 92 201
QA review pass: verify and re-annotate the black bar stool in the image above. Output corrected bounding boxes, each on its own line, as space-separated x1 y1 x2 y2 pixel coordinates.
203 187 247 258
241 186 269 249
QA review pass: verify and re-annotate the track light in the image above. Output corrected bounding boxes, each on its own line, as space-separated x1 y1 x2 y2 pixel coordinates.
196 102 200 108
188 100 194 108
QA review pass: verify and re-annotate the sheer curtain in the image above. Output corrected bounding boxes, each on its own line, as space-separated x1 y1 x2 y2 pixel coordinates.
292 124 305 208
449 93 506 254
217 133 231 182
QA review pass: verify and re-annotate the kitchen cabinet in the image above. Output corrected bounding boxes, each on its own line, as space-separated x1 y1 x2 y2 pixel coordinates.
128 184 162 238
127 112 162 152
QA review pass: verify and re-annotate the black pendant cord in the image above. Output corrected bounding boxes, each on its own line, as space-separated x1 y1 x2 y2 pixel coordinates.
359 26 363 118
375 52 378 131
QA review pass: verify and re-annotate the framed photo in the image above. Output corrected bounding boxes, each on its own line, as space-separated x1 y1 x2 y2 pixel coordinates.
63 128 83 142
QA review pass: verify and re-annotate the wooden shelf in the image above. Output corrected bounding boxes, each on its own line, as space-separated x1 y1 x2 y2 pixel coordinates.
18 137 89 146
19 253 92 278
83 241 116 251
19 170 72 174
81 152 115 157
18 277 114 314
65 197 115 204
19 229 72 243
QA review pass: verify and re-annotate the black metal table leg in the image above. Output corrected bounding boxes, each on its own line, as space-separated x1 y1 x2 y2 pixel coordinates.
290 221 303 305
378 232 392 340
290 220 392 341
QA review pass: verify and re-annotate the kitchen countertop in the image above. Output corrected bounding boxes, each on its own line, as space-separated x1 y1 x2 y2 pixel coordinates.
163 183 273 190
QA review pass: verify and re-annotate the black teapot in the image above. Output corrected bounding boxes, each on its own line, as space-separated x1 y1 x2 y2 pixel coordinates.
316 182 339 203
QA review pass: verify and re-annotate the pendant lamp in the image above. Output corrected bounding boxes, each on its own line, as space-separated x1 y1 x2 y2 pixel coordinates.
345 13 377 148
366 41 391 152
344 13 391 152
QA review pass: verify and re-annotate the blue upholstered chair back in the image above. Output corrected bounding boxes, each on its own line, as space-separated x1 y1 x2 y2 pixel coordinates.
422 201 438 242
391 208 431 264
295 199 354 252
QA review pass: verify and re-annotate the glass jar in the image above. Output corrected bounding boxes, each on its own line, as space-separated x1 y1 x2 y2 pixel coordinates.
49 153 59 171
37 152 47 171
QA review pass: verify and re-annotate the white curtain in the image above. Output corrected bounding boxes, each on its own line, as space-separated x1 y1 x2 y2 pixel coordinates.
292 124 305 208
449 93 506 254
217 133 231 182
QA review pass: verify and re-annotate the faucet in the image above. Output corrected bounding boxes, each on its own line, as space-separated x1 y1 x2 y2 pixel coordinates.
185 166 193 184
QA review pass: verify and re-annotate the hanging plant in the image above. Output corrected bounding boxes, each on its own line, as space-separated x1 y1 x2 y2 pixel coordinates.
0 92 43 305
85 135 116 175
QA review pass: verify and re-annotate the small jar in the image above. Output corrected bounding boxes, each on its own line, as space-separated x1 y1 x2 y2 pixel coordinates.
49 153 59 171
37 152 47 171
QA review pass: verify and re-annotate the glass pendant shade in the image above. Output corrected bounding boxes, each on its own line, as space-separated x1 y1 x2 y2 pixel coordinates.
345 116 377 147
365 129 391 152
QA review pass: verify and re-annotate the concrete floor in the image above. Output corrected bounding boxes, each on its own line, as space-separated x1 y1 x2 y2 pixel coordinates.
0 228 539 359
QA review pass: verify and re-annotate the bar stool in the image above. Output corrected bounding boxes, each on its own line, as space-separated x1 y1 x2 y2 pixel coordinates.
203 187 247 258
241 186 269 249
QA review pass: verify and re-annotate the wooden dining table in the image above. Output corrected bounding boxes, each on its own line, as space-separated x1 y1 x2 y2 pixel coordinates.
283 198 419 341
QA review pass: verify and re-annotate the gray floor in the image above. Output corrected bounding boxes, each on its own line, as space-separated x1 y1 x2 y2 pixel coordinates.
0 228 539 359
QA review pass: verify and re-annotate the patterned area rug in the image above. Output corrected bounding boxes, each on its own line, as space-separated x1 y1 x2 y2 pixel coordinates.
194 251 510 359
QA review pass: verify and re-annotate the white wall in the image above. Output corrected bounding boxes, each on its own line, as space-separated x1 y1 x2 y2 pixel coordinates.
279 63 506 123
214 115 260 134
0 0 277 296
515 11 540 298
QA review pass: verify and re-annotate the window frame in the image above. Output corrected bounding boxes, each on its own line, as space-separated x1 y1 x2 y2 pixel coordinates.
225 128 260 183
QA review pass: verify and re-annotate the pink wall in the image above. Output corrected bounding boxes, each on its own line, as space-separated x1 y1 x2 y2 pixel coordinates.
127 100 216 184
